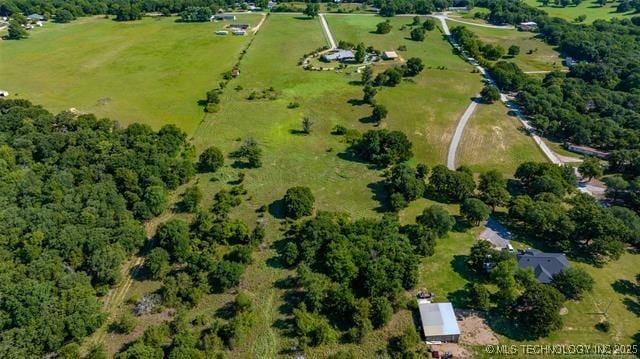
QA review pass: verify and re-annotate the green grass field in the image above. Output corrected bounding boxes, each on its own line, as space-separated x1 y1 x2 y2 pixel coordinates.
0 15 260 134
9 11 638 358
458 103 547 175
446 20 565 72
525 0 637 22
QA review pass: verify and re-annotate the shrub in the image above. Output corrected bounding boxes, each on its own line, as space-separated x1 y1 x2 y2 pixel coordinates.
284 186 315 219
198 146 224 172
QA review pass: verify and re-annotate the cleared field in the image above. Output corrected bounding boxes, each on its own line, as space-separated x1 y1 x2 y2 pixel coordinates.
457 103 546 175
0 15 259 133
446 20 565 72
525 0 637 22
327 15 484 164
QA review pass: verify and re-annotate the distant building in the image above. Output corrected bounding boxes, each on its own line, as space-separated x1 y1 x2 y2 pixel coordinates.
565 144 609 159
448 6 469 10
517 21 538 31
321 49 355 62
417 301 461 343
517 249 569 284
229 23 250 30
0 90 9 97
26 14 44 22
212 14 237 21
382 51 398 60
232 30 246 35
215 30 229 35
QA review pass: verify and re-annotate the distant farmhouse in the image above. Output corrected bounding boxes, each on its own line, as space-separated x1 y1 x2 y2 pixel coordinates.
517 249 569 284
382 51 398 60
517 21 538 31
565 143 609 159
27 14 45 22
417 300 461 343
211 14 236 21
321 49 355 62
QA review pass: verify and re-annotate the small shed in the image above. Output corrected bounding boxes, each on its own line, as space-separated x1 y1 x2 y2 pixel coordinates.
417 300 460 343
0 90 9 97
382 51 398 60
212 14 237 21
216 30 229 35
232 30 246 36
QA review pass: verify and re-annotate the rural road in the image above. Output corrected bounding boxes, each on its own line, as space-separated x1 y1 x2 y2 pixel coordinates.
446 16 515 29
434 15 566 169
319 14 337 49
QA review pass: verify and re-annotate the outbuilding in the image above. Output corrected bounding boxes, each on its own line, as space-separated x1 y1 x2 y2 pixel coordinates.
26 14 44 22
517 21 538 31
417 300 460 343
0 90 9 97
382 51 398 60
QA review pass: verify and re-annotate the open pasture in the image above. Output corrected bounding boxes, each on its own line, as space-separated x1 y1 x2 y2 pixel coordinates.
0 15 260 133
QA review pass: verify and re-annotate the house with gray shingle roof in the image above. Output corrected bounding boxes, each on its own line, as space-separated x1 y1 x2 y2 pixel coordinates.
517 249 569 283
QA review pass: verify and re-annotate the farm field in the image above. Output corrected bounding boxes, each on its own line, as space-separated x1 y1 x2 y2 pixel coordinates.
326 14 484 164
6 8 639 359
446 20 565 72
0 15 260 133
524 0 637 22
457 102 546 175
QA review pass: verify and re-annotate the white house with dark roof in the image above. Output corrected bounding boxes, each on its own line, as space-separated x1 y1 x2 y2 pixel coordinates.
517 249 569 283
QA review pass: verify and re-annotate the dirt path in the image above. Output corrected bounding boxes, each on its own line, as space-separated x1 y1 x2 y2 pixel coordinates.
252 13 267 34
319 13 337 49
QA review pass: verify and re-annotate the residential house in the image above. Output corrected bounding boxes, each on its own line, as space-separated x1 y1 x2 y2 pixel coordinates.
517 249 569 284
321 50 355 62
382 51 398 60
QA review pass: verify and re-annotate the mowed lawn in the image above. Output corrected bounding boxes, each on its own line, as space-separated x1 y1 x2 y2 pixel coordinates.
457 103 546 175
0 15 260 133
525 0 637 22
446 20 565 72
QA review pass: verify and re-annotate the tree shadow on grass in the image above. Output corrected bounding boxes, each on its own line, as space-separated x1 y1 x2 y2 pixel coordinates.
623 298 640 316
447 289 469 308
293 16 314 20
266 238 289 269
358 116 379 125
484 310 538 341
611 279 640 296
450 254 480 283
268 198 286 220
367 180 391 213
215 301 236 320
347 98 367 106
289 129 308 135
230 160 251 169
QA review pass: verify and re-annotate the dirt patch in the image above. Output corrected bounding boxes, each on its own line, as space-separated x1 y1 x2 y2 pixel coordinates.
456 310 499 346
96 97 112 106
431 343 473 358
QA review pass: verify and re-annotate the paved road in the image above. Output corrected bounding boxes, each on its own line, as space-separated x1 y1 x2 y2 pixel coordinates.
319 14 337 49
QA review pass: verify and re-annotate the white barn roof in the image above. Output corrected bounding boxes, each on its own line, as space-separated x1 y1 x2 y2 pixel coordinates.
418 301 460 338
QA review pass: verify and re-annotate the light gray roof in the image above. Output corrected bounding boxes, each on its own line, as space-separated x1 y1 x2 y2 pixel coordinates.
479 218 511 248
322 50 355 61
417 301 460 338
27 14 44 20
517 250 569 283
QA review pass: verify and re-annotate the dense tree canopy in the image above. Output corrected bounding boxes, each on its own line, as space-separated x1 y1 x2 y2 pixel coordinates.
0 99 194 357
